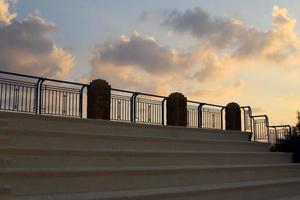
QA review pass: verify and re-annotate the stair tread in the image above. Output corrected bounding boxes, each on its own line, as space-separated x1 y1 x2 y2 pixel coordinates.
0 111 250 135
7 177 300 200
277 195 300 200
0 146 287 155
0 127 265 145
1 163 299 175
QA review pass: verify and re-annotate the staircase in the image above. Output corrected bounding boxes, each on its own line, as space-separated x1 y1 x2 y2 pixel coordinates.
0 112 299 200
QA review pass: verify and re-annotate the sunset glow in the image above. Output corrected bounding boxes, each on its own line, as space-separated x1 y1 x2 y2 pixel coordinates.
1 0 300 125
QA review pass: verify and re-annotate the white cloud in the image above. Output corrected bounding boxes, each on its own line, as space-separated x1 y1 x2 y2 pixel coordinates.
0 0 16 25
0 0 75 78
91 33 191 75
163 5 300 67
90 32 240 97
90 5 300 110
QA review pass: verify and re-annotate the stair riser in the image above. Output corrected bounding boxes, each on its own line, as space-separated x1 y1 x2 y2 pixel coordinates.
0 140 8 146
2 116 249 141
128 182 300 200
0 153 292 168
1 167 300 195
1 134 267 152
16 125 249 141
0 137 9 146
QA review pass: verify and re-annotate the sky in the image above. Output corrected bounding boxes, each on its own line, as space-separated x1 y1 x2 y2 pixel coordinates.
0 0 300 125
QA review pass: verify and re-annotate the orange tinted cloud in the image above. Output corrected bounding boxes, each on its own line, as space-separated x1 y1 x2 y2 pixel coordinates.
0 1 75 78
0 0 16 25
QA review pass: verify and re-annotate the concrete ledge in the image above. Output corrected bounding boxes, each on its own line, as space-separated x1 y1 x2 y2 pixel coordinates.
0 127 268 152
0 147 292 168
5 178 300 200
1 164 300 196
0 111 251 136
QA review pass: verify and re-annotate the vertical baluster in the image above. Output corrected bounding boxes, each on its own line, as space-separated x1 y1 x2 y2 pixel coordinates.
0 84 2 109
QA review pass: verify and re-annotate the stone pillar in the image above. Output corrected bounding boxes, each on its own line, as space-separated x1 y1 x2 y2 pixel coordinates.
87 79 111 120
225 102 241 131
167 92 187 127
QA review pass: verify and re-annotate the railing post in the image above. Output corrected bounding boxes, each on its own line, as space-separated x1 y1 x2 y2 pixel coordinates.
87 79 111 120
130 93 135 123
225 102 241 131
162 97 167 125
197 103 203 128
244 106 253 133
253 118 256 141
38 79 46 115
288 125 292 135
221 107 225 130
79 85 87 118
167 92 187 127
133 93 139 123
265 116 270 143
130 93 139 123
35 78 43 115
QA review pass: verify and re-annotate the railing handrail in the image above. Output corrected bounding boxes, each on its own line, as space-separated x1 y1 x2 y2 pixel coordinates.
0 70 42 80
0 70 89 87
187 100 224 108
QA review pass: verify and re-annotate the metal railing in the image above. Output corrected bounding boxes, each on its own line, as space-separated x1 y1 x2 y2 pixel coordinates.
252 115 270 142
187 101 224 129
0 70 293 144
0 71 88 118
241 106 292 143
110 89 166 125
0 77 37 113
269 125 292 143
110 89 133 122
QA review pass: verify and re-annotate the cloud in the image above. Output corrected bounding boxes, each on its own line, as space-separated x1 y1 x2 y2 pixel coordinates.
163 5 300 67
163 7 248 48
232 6 300 64
0 0 74 78
91 32 191 75
90 5 300 108
90 31 235 87
90 31 241 99
91 32 185 91
0 0 16 25
191 47 236 82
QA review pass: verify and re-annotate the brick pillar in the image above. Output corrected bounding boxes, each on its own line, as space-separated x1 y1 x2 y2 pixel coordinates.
167 92 187 127
87 79 111 120
225 102 241 131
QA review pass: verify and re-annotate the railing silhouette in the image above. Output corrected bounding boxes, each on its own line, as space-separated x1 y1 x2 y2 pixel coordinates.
187 101 224 129
0 70 292 143
0 77 37 113
0 71 88 118
241 106 292 143
110 89 166 125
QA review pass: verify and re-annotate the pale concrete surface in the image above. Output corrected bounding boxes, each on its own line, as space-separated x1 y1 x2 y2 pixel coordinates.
0 127 268 153
0 147 291 168
0 111 299 199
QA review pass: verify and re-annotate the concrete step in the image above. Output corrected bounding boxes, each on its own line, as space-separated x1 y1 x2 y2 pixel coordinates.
0 111 251 142
3 177 300 200
0 136 9 145
275 195 300 200
1 164 300 196
277 195 300 200
0 120 8 128
0 147 292 168
0 128 268 152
